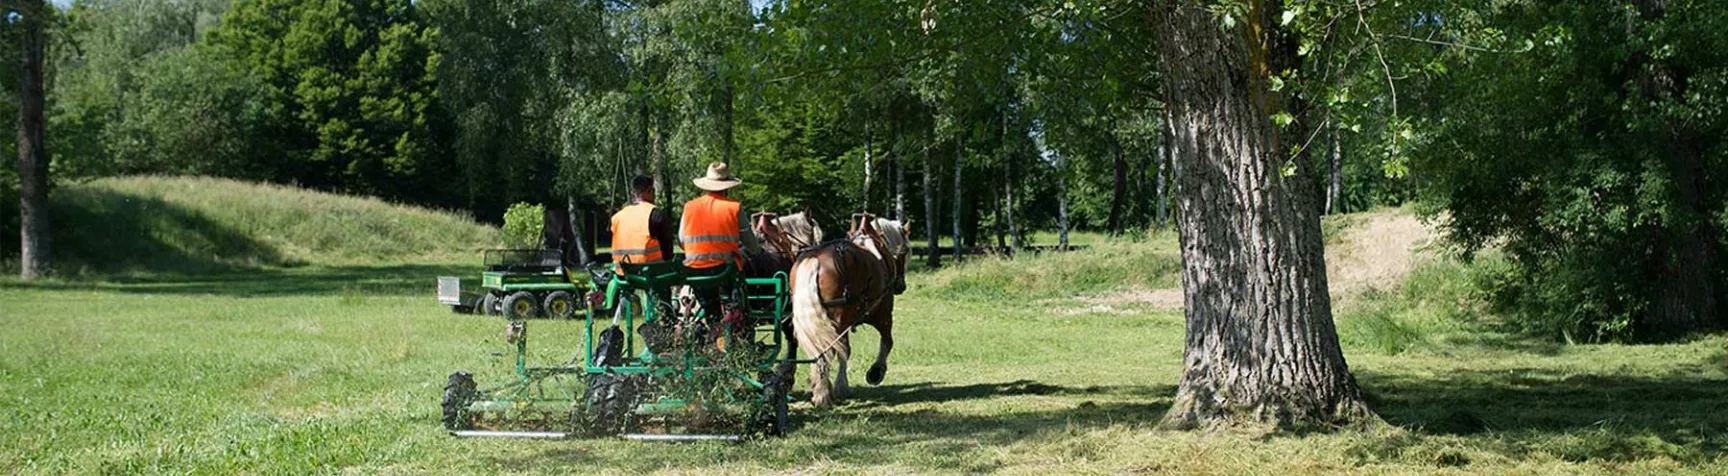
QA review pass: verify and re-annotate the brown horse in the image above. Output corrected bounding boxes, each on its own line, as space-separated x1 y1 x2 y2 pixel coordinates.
789 214 910 406
749 212 824 364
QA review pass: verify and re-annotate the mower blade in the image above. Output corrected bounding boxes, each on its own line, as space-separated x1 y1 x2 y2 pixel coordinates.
619 433 743 442
449 430 571 439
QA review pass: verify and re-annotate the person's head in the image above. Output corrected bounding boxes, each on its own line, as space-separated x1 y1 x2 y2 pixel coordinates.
630 175 655 204
692 162 741 195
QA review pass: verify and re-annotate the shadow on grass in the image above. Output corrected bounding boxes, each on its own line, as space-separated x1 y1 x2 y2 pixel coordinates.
478 380 1174 474
1363 368 1728 461
0 263 473 297
50 187 285 273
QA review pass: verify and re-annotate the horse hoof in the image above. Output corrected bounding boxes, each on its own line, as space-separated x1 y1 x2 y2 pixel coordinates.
866 365 886 385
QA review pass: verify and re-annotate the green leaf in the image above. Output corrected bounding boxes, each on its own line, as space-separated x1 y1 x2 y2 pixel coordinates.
1271 112 1296 127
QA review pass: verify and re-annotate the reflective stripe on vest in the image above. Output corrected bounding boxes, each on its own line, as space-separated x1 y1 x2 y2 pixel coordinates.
680 193 742 269
610 203 664 273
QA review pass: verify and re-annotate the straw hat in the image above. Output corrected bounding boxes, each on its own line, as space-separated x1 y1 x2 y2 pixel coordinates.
692 162 742 191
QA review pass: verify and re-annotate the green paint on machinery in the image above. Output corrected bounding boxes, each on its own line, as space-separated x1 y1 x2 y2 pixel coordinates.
437 249 585 319
440 258 800 440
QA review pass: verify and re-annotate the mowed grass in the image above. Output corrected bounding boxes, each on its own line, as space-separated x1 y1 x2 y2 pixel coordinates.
1 193 1725 474
2 257 1724 473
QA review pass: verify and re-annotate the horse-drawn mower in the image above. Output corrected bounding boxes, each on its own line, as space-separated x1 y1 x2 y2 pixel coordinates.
440 260 797 440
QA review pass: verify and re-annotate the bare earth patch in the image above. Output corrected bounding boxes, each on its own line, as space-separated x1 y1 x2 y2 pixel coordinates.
1061 209 1435 312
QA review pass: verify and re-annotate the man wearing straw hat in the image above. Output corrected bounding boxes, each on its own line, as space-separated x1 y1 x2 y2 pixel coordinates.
680 162 764 334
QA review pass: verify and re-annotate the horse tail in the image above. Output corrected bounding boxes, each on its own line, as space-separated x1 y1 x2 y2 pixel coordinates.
790 255 843 405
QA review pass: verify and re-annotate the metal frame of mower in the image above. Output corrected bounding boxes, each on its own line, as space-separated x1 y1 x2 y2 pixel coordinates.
441 259 797 440
438 249 584 319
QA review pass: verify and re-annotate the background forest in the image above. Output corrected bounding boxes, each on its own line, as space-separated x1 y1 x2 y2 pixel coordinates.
2 0 1725 342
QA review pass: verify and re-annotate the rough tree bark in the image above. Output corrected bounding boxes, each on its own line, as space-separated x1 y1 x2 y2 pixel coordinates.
1631 0 1720 336
1153 0 1373 430
17 1 50 280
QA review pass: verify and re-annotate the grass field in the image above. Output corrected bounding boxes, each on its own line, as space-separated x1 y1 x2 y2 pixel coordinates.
1 180 1725 474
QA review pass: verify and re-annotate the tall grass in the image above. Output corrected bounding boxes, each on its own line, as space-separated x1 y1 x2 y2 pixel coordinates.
1336 254 1503 355
914 232 1182 300
43 176 500 274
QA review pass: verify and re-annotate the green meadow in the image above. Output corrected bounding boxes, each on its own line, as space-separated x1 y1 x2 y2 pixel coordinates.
1 178 1724 474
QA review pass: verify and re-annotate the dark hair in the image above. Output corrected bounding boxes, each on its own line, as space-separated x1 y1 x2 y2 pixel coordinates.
630 175 654 195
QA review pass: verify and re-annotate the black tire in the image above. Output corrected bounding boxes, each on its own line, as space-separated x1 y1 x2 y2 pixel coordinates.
503 291 539 319
753 369 791 437
441 371 477 431
481 293 501 316
584 373 640 436
543 291 576 319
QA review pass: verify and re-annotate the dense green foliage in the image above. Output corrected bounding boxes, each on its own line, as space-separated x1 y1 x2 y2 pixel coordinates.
1410 1 1728 341
500 202 544 250
5 0 1726 340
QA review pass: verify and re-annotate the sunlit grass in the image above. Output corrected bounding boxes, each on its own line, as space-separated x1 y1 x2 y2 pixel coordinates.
1 207 1724 474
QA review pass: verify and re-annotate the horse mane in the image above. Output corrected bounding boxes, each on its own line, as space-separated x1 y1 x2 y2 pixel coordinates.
773 212 824 248
794 238 857 262
862 218 909 257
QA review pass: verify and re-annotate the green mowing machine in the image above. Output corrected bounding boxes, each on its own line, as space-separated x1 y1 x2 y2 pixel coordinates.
440 260 799 440
437 249 584 319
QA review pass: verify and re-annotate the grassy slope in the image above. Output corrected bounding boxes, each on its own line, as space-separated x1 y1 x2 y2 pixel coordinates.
1 209 1724 474
40 176 499 274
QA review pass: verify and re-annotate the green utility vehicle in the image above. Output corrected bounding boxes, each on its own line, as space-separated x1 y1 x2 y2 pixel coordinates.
437 249 584 319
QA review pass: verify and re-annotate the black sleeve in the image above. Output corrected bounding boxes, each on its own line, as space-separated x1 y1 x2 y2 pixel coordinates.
649 208 676 260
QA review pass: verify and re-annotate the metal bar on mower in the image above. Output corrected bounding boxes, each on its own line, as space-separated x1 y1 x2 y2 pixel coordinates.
450 430 570 439
620 434 742 442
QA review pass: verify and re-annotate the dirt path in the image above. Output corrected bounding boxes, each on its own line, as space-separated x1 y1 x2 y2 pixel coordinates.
1066 209 1435 312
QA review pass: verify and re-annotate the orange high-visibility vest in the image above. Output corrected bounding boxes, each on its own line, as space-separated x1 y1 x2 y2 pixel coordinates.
610 203 665 274
680 193 742 270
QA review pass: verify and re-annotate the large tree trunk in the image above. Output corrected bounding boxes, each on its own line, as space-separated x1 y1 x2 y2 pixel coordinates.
1153 1 1373 430
923 136 941 267
17 2 50 280
1632 0 1719 337
1107 132 1126 236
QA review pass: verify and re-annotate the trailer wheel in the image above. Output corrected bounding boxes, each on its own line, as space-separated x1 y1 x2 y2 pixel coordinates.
442 371 477 431
543 291 576 319
481 293 501 316
503 291 540 319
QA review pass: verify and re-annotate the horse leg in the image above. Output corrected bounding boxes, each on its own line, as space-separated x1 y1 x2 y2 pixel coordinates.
833 332 852 399
809 354 833 407
866 317 893 386
778 316 797 376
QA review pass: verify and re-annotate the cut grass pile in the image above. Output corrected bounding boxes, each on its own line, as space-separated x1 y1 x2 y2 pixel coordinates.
1 207 1724 474
40 176 499 274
